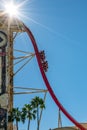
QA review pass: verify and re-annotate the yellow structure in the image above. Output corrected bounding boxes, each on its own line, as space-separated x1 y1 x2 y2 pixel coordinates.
0 11 24 130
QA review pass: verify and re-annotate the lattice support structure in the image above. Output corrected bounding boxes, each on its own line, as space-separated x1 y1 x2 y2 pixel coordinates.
0 11 24 130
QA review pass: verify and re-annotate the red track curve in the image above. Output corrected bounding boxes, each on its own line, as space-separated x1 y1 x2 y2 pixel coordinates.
24 24 86 130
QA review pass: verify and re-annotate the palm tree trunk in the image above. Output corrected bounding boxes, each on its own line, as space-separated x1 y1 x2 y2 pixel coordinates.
28 119 30 130
16 120 18 130
37 107 39 130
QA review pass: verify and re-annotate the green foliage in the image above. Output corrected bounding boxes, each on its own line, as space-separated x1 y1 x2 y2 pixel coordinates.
8 96 45 130
31 96 45 130
8 108 21 122
8 108 21 130
31 96 45 109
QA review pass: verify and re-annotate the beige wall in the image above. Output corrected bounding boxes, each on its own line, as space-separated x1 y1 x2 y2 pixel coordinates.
53 123 87 130
53 127 77 130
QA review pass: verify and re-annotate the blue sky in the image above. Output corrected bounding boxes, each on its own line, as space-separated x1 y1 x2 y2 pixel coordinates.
2 0 87 130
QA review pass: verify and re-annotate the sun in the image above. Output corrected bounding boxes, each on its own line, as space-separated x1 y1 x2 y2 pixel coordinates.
1 0 35 25
4 1 20 17
5 2 18 17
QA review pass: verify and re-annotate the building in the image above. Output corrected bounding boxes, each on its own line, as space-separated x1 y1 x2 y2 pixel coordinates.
52 123 87 130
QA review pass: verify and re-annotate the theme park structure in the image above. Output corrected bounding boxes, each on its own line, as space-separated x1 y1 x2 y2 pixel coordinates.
0 11 86 130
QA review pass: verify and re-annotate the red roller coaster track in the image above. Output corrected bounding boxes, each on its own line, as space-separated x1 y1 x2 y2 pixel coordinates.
23 24 86 130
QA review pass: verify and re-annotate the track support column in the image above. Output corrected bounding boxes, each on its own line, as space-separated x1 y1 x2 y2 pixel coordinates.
7 29 13 130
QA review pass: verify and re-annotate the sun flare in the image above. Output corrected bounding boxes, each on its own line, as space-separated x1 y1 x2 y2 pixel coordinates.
4 1 19 17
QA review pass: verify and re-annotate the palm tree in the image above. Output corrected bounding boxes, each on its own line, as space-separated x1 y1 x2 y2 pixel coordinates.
31 96 45 130
21 108 26 124
8 108 21 130
22 104 36 130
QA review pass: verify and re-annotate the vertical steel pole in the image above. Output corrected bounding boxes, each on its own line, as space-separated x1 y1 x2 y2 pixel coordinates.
7 28 13 130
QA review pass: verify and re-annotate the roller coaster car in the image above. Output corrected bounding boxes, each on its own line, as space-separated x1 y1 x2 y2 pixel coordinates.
42 61 48 72
39 50 45 61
